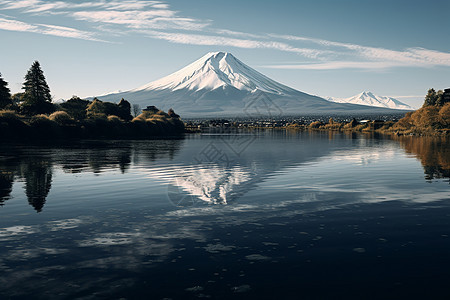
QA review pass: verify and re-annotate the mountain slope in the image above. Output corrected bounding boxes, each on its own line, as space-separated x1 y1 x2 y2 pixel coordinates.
135 52 299 95
327 91 414 110
95 52 411 117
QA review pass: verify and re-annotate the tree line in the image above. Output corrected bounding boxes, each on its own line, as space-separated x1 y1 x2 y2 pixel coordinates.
0 61 184 139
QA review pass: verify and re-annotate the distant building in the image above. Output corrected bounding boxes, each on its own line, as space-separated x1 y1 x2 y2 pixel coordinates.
142 105 159 113
443 88 450 104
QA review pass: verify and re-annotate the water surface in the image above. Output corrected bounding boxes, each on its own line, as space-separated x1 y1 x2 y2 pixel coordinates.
0 131 449 299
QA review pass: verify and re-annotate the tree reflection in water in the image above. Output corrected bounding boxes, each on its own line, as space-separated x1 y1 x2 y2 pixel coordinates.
22 159 52 212
0 171 14 206
393 136 450 182
0 135 448 212
0 139 183 212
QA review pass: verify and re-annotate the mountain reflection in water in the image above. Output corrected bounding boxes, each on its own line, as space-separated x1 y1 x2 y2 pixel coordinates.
0 132 449 300
0 132 448 212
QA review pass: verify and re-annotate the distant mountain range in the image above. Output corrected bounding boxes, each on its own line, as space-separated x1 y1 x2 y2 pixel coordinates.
326 91 414 110
95 52 413 117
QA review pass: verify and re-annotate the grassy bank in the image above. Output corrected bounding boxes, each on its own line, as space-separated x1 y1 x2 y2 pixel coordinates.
0 108 185 140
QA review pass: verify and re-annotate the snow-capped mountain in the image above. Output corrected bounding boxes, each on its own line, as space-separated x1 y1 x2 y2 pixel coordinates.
96 52 410 117
327 91 414 110
135 51 299 95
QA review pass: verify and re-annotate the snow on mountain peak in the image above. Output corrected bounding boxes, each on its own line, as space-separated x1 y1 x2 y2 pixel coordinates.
134 51 297 95
328 91 414 110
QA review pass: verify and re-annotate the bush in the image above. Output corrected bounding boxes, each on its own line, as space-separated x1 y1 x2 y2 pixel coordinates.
411 106 440 129
86 98 132 121
393 112 414 130
29 114 61 138
29 114 54 126
439 102 450 127
0 110 19 121
107 115 123 123
0 110 29 138
309 121 323 129
60 96 90 120
49 111 74 125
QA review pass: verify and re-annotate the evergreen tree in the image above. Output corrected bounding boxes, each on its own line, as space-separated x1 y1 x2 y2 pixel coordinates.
21 61 53 115
0 72 12 109
423 88 437 107
435 90 444 106
118 98 132 121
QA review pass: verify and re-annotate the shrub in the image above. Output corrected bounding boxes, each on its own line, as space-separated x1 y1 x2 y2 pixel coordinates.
29 114 60 138
135 110 156 120
0 110 29 138
393 112 414 130
86 98 132 121
438 102 450 127
60 96 90 120
411 106 440 129
309 121 323 129
107 115 123 123
0 110 19 120
49 111 73 125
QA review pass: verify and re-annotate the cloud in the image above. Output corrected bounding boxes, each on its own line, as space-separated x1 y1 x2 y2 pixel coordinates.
0 0 41 10
1 0 450 70
141 31 328 58
1 0 210 31
38 23 108 41
73 10 209 30
0 16 107 42
270 34 450 69
262 61 403 70
0 0 168 12
0 16 37 31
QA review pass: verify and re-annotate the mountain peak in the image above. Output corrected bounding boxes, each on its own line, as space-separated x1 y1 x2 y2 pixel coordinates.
360 91 374 97
133 51 297 95
328 91 414 110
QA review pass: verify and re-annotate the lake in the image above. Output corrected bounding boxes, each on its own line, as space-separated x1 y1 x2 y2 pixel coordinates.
0 131 449 299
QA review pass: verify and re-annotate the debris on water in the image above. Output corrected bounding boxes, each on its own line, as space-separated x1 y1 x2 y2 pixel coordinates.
232 284 251 293
245 254 270 261
203 243 235 253
353 247 366 253
185 286 204 292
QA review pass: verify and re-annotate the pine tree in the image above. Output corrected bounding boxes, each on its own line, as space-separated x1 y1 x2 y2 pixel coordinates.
423 88 437 107
21 61 53 115
0 72 12 109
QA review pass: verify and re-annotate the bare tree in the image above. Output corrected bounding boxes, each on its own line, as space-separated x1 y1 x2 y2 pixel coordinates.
132 104 141 117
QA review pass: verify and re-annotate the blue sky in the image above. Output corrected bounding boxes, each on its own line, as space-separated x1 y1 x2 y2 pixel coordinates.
0 0 449 108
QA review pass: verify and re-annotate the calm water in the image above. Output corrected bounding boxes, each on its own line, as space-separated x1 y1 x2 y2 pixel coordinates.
0 131 449 299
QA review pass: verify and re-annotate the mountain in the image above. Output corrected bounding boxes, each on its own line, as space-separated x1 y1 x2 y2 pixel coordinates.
95 52 411 117
327 91 414 110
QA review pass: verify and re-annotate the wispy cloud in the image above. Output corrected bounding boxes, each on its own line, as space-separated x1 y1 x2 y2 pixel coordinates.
141 30 328 58
0 16 107 42
0 0 210 30
1 0 449 70
268 34 450 69
262 61 398 70
73 10 209 30
0 16 36 31
0 0 167 12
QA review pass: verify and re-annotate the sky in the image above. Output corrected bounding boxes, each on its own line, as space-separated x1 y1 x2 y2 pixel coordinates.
0 0 449 108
